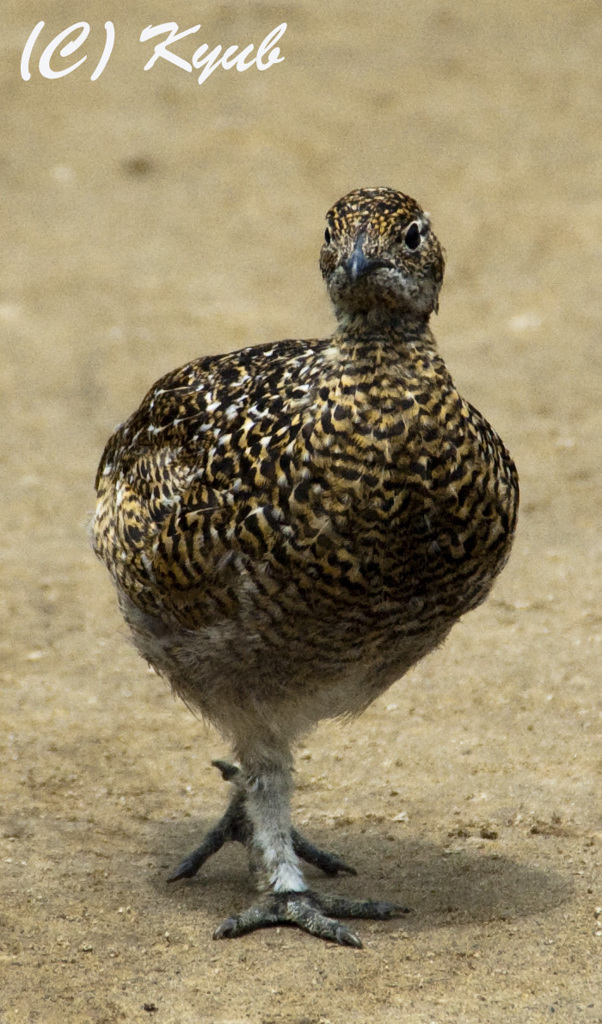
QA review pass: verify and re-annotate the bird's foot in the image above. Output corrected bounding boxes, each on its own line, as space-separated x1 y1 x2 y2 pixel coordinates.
213 889 407 948
166 764 249 882
168 760 356 882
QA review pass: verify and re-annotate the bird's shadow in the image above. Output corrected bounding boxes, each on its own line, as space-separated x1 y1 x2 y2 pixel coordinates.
147 817 571 931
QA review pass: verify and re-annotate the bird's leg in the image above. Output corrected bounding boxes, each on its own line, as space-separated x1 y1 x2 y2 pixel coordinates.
215 761 356 874
243 762 307 894
212 760 405 947
168 760 356 882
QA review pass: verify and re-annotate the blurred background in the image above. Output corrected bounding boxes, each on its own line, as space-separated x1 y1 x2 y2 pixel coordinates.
1 2 600 1021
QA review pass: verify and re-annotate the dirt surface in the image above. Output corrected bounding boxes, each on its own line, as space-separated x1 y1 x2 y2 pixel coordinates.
1 2 601 1021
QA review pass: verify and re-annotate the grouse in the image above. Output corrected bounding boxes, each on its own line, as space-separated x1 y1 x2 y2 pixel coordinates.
93 187 519 946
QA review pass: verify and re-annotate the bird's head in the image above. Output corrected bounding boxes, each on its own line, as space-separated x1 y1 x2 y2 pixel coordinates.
319 187 445 324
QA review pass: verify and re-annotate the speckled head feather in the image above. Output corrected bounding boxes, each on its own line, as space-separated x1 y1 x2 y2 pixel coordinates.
320 187 445 321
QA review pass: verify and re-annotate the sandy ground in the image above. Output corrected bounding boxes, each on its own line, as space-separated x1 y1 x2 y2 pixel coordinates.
1 1 601 1021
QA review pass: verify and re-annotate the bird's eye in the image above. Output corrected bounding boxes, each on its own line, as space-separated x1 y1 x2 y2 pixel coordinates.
324 227 332 245
404 222 421 251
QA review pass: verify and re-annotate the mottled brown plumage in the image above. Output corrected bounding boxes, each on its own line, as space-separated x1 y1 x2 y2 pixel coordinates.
93 187 518 946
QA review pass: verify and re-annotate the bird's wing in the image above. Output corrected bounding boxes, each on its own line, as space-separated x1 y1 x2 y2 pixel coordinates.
94 338 330 615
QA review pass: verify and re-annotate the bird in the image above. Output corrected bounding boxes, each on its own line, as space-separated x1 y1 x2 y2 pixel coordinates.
93 186 519 947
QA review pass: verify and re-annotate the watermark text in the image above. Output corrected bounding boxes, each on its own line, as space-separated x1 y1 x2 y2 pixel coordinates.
21 20 287 84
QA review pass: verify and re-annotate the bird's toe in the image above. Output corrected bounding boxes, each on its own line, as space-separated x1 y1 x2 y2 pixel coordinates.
291 827 357 876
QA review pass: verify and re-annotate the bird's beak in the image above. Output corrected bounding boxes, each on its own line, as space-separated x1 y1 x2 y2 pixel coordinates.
344 232 390 281
345 233 371 281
